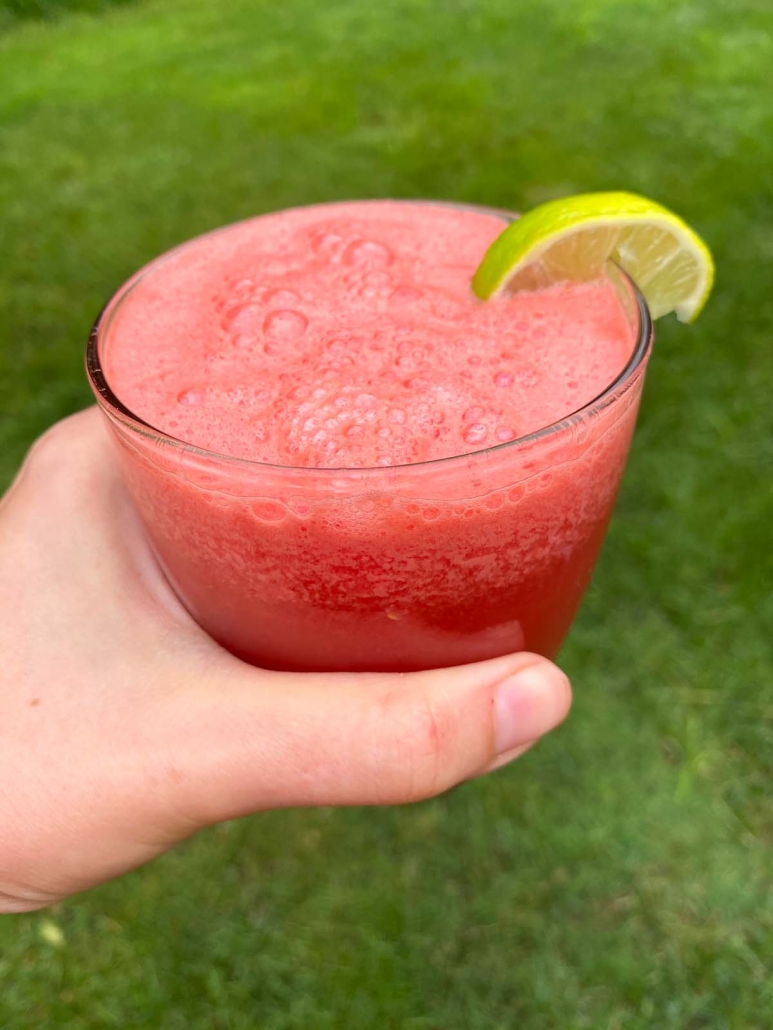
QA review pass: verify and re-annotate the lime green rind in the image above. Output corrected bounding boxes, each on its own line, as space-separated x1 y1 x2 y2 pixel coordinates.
679 244 715 324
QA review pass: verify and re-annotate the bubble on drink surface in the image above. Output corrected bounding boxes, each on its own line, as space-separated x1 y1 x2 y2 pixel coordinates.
463 423 488 445
323 338 355 364
223 302 263 335
342 239 394 268
250 500 286 521
177 386 206 406
311 230 345 257
495 425 516 442
462 405 485 424
355 392 378 410
249 386 271 406
494 372 514 388
263 310 308 339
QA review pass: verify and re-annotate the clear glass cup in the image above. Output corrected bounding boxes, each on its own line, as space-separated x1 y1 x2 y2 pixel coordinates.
86 203 653 672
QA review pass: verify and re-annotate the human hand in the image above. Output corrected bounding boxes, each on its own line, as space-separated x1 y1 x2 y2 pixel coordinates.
0 409 571 913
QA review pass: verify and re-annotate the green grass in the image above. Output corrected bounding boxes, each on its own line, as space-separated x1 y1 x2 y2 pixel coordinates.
1 0 771 1025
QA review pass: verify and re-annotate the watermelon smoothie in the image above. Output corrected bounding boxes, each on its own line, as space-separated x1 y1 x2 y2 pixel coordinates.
87 201 652 671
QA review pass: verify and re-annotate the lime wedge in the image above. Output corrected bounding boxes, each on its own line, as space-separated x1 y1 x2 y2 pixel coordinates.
472 191 714 322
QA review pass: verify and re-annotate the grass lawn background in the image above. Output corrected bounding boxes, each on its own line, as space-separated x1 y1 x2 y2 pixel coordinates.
0 0 771 1026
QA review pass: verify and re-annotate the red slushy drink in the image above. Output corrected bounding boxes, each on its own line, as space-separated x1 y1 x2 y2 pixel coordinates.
88 201 651 671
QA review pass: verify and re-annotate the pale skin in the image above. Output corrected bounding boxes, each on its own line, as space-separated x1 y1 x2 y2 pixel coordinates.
0 409 572 913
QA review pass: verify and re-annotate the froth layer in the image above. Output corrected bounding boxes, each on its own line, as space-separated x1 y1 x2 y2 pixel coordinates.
104 201 634 467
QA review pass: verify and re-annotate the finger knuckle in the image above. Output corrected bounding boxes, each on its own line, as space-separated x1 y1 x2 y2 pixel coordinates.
24 421 72 472
377 688 457 804
0 883 53 914
19 412 101 502
23 414 93 479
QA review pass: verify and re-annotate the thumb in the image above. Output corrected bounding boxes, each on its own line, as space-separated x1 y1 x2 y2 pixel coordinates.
161 652 571 827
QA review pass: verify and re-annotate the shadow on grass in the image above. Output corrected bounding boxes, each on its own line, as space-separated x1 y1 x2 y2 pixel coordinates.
1 0 136 26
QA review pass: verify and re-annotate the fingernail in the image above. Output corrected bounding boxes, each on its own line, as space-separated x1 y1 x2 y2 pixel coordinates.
494 662 571 756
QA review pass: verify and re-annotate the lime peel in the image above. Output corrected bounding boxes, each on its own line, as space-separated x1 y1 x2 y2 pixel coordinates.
472 191 714 323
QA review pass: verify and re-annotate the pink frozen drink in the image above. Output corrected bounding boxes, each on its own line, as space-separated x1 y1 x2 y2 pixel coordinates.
88 201 651 671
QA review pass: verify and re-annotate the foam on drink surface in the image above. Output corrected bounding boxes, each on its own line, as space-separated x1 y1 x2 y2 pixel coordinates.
105 201 634 467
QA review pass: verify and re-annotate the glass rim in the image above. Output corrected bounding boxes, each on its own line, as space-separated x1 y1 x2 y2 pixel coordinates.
85 199 654 476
